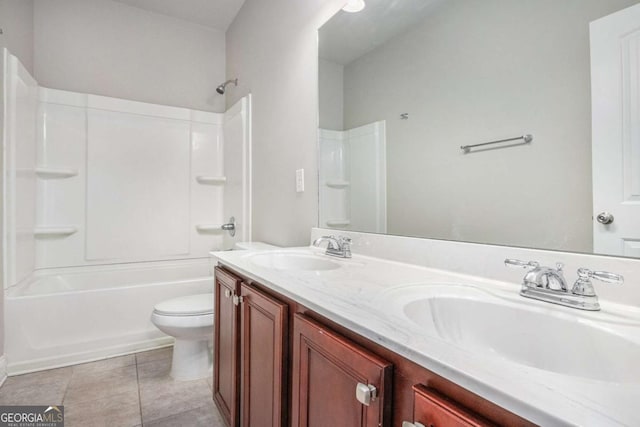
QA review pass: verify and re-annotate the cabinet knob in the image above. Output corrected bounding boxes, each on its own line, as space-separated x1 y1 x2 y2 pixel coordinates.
402 422 426 427
224 289 232 298
355 382 377 406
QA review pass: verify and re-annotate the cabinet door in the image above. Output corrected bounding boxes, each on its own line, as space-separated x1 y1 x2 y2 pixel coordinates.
239 283 288 427
412 385 494 427
214 268 241 427
291 313 392 427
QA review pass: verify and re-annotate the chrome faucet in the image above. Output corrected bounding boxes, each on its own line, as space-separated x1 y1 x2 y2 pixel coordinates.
505 259 623 311
523 262 568 292
312 235 352 258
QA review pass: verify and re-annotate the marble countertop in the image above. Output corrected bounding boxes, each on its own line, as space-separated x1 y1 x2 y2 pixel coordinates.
211 247 640 427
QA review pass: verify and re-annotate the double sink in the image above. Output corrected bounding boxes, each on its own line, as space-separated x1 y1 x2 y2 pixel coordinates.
244 249 640 385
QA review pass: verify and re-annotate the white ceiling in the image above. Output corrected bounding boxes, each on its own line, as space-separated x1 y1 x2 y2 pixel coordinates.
112 0 246 31
320 0 445 65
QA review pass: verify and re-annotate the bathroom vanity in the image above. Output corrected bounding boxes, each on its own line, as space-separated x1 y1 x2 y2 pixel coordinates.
210 232 640 426
212 264 526 427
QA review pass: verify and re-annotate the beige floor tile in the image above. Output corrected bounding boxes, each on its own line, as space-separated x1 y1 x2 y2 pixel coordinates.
0 367 73 405
64 365 138 405
0 381 67 406
143 402 224 427
64 388 141 427
0 347 224 426
135 347 172 366
72 354 136 376
2 367 72 389
139 378 213 424
136 358 171 383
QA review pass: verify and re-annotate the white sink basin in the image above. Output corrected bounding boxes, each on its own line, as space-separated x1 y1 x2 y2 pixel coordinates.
380 284 640 383
248 251 340 271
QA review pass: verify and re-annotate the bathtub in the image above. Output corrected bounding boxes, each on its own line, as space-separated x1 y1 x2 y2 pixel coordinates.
5 258 214 374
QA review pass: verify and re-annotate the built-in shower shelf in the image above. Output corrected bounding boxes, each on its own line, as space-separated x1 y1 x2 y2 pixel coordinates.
33 226 78 237
195 224 223 233
35 167 79 179
196 176 226 185
326 180 350 189
326 220 351 227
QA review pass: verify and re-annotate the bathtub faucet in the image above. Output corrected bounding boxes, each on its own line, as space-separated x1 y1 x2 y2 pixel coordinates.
221 217 236 237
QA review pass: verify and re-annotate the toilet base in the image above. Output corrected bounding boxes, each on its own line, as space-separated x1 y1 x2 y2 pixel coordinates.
170 339 212 381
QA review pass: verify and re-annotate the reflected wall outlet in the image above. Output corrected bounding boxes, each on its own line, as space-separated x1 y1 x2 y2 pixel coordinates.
296 169 304 193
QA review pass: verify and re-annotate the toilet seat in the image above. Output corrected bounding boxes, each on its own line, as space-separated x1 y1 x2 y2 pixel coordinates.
153 294 213 316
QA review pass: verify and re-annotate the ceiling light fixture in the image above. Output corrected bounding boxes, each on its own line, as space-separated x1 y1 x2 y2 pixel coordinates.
342 0 365 13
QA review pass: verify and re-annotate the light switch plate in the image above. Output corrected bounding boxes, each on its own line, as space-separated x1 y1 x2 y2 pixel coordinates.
296 169 304 192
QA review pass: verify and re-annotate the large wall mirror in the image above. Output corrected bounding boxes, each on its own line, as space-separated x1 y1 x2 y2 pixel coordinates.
318 0 640 258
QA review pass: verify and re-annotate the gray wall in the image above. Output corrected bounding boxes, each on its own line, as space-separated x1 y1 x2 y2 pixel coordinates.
341 0 639 253
226 0 344 246
0 0 34 73
33 0 226 112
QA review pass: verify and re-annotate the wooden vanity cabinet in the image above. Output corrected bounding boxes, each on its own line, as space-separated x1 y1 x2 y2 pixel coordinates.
214 268 241 427
214 266 534 427
214 267 288 427
291 313 392 427
411 384 495 427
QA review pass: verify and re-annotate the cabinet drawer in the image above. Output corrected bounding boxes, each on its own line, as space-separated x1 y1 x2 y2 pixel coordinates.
412 384 495 427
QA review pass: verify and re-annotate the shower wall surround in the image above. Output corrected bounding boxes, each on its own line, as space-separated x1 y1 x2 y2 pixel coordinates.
318 121 386 233
4 51 227 288
3 51 38 289
36 89 225 269
2 50 239 370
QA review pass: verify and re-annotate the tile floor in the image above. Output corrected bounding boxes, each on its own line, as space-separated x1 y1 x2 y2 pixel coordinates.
0 347 225 427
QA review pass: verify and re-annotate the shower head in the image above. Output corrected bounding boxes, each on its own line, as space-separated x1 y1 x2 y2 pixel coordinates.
216 78 238 95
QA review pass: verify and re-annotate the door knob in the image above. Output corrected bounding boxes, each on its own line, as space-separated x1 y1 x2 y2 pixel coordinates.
596 212 614 225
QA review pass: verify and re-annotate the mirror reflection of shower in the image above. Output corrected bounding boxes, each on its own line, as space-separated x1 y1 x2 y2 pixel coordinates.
318 121 387 234
216 78 238 94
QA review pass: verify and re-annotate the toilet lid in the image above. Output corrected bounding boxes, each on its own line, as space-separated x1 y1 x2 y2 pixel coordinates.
154 294 214 316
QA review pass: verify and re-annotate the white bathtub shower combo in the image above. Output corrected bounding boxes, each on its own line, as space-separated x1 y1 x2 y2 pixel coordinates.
6 260 212 374
2 49 252 376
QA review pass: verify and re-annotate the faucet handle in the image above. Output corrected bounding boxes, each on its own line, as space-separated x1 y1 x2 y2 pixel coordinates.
577 268 623 284
592 270 623 285
338 236 352 245
504 259 539 269
338 236 352 258
572 268 623 297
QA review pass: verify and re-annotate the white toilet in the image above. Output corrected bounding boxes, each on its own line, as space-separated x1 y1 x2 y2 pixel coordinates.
151 293 214 381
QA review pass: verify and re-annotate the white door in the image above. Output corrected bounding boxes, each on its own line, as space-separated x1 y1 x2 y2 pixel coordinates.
222 95 252 248
591 3 640 257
